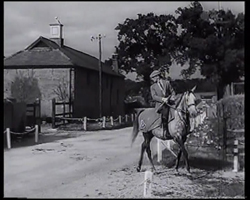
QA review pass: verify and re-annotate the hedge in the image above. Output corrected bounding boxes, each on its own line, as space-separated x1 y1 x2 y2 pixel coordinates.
217 94 244 130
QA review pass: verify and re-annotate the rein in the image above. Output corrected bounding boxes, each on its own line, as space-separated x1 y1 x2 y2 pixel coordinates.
166 92 194 127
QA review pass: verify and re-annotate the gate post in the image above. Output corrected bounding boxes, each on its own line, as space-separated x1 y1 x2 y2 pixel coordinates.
52 98 56 128
37 98 41 133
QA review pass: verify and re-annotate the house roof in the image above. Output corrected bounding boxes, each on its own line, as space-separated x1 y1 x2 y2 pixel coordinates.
4 36 123 77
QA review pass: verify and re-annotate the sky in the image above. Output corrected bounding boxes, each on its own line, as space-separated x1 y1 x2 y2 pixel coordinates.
4 1 245 80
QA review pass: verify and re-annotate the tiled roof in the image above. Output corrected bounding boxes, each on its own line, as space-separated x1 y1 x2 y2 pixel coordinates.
4 48 72 66
4 36 123 77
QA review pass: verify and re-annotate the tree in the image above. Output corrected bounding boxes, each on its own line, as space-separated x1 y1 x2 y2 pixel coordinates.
53 77 70 101
114 12 178 103
11 70 41 103
174 1 244 99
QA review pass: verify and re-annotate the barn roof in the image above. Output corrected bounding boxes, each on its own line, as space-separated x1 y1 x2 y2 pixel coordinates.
4 36 123 77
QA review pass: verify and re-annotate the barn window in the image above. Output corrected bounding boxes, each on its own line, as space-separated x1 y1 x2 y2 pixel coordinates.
117 89 119 104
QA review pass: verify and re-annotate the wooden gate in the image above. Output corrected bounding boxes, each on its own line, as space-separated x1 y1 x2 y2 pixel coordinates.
26 99 41 132
52 98 73 128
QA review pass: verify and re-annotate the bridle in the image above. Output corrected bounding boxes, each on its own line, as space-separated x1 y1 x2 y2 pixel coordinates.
166 91 196 114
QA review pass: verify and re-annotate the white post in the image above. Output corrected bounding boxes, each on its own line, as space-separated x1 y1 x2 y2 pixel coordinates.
83 117 87 131
110 116 114 126
119 115 122 124
102 116 106 128
157 138 162 163
233 139 239 172
6 128 11 149
35 125 39 143
125 114 128 122
131 113 134 122
143 170 153 198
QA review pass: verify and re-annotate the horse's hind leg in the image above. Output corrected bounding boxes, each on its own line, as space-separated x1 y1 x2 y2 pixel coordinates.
137 134 147 172
144 131 156 172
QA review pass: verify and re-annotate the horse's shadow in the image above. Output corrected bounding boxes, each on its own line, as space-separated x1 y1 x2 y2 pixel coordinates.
152 151 232 172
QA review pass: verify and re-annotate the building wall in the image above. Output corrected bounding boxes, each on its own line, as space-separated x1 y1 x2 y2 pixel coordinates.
4 67 125 119
4 68 72 117
73 68 125 118
73 68 99 118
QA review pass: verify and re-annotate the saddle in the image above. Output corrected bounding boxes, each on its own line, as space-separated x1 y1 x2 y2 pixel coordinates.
138 105 175 133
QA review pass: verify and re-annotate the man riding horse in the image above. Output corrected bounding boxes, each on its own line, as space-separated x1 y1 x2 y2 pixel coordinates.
149 69 175 139
150 69 192 139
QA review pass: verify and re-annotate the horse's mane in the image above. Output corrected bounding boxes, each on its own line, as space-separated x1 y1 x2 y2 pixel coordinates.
174 92 185 107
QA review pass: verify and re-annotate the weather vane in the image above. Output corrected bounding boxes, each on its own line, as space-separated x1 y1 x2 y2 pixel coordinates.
55 16 61 24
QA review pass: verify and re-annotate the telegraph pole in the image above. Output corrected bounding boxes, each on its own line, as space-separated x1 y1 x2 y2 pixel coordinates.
91 34 106 118
218 1 221 10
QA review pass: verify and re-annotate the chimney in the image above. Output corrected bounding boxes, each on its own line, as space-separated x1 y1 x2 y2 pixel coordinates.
49 23 64 47
111 53 119 73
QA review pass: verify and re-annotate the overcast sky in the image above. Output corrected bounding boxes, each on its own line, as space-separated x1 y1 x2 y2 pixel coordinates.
4 1 244 80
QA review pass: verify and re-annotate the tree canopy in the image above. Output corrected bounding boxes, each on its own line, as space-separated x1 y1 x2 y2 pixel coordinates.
115 12 178 82
174 1 244 99
112 1 244 100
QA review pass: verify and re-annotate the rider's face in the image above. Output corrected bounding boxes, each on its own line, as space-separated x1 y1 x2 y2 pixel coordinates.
152 76 159 83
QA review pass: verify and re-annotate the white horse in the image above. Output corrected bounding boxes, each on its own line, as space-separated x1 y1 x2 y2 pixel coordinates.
131 86 198 173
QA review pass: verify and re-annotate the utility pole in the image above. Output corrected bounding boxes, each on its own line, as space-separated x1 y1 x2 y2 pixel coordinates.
91 34 106 118
218 1 221 10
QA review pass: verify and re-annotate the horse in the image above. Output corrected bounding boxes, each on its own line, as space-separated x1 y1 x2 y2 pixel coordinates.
131 86 198 174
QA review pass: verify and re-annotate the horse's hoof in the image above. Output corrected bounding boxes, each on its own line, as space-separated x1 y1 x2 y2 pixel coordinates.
151 167 156 173
186 169 191 175
136 167 141 172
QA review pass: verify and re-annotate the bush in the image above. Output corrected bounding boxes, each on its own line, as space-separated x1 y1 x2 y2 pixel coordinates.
11 71 41 104
217 94 244 130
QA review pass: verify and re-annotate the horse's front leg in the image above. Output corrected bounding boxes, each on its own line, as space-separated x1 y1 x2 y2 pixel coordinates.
175 149 182 172
174 136 190 173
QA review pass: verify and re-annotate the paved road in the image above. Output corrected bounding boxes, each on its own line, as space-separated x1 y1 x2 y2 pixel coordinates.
4 127 158 198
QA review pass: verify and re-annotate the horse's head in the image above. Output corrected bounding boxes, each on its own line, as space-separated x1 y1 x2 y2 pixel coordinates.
184 86 198 118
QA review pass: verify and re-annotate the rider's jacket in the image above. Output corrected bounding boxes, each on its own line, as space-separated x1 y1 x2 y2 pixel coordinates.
150 78 175 109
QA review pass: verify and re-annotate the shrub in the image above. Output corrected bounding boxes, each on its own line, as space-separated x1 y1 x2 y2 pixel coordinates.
11 71 41 104
217 94 244 130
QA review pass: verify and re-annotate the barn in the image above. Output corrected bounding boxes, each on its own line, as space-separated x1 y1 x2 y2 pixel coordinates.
4 22 125 119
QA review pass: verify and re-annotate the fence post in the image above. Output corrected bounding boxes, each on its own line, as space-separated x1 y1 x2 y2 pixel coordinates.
110 116 114 126
36 98 41 133
119 115 122 124
63 101 66 125
6 128 11 149
102 116 106 128
52 98 56 128
143 170 153 198
233 139 239 172
35 125 39 143
125 114 128 123
83 117 87 131
157 138 162 163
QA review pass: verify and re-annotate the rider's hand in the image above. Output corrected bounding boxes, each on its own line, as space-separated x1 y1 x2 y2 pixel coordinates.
162 97 168 103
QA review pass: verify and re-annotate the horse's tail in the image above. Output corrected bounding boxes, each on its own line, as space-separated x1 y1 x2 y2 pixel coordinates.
131 109 144 147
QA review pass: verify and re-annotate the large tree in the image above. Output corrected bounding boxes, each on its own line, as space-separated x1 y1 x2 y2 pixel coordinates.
174 1 244 99
114 12 179 103
112 1 244 101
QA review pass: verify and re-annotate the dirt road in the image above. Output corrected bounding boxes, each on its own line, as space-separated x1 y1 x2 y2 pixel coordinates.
4 127 158 198
4 127 245 198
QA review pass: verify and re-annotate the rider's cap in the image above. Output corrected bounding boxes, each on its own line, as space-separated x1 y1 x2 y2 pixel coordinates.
150 70 160 79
